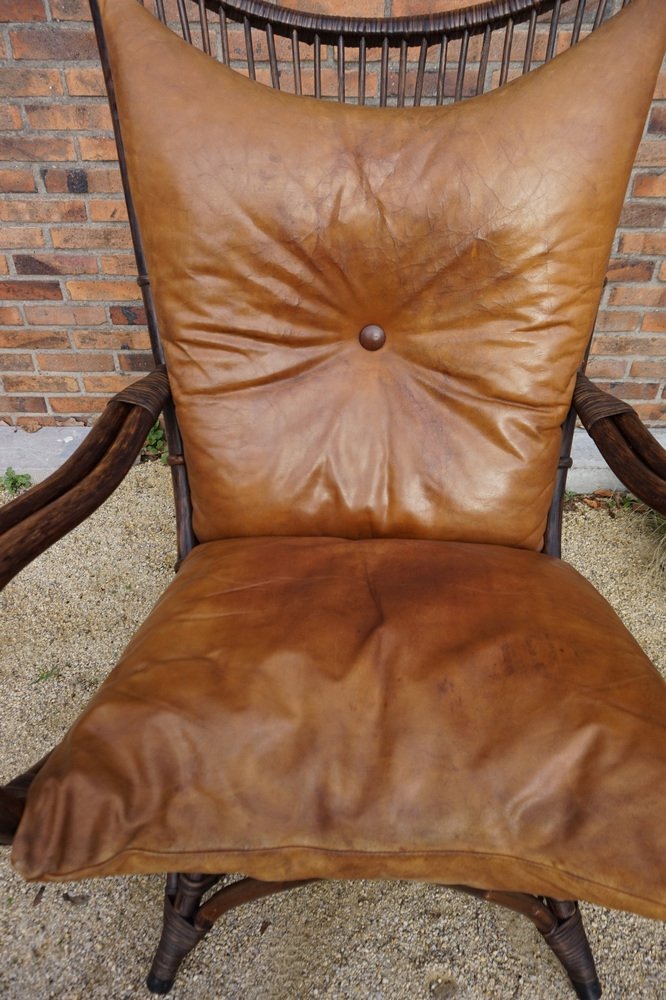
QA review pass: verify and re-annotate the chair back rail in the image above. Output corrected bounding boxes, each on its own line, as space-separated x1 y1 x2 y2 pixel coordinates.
92 0 626 561
139 0 624 106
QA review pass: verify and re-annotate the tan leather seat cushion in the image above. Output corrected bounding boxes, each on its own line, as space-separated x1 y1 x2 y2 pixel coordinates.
100 0 666 549
13 538 666 919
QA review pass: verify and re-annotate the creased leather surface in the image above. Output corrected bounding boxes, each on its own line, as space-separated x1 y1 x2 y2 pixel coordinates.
97 0 666 549
13 537 666 917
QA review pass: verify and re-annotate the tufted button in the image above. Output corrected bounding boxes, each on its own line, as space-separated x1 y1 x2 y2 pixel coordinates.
358 324 386 351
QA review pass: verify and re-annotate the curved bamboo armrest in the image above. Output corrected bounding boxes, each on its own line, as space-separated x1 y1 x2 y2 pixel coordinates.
574 373 666 516
0 369 169 842
0 366 170 591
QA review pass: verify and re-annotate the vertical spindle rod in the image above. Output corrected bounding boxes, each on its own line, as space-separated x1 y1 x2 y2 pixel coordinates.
243 16 256 80
358 35 367 105
436 36 448 104
198 0 211 55
522 9 537 73
545 0 562 62
454 30 469 103
499 18 513 86
219 9 230 65
414 36 428 106
476 25 491 96
314 34 322 99
176 0 191 44
380 37 389 107
337 34 345 102
397 38 407 107
267 23 279 89
292 29 302 95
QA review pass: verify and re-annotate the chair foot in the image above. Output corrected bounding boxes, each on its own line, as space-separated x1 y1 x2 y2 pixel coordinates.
540 905 601 1000
147 874 216 994
572 980 602 1000
146 972 175 995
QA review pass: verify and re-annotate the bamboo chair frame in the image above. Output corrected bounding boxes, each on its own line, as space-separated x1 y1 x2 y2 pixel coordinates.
1 0 665 996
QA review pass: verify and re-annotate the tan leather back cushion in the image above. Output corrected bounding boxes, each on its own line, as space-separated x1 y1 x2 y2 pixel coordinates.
101 0 666 548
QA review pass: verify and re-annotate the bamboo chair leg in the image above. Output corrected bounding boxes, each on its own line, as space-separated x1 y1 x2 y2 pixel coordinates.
541 899 601 1000
146 873 221 994
455 887 601 999
146 874 317 994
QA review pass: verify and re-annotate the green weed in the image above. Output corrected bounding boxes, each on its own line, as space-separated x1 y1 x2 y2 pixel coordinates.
142 421 168 464
1 466 32 496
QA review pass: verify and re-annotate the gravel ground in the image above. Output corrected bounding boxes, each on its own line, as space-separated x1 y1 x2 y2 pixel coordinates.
0 463 664 1000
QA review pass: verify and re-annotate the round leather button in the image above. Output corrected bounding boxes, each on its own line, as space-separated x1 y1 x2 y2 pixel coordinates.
359 324 386 351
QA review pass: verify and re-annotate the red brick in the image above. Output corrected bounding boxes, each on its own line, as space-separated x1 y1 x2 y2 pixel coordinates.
71 329 149 350
0 105 22 131
0 199 85 222
0 279 62 300
26 104 113 131
655 70 666 101
110 304 146 325
42 166 122 193
628 402 666 423
0 330 69 348
633 174 666 198
0 395 47 413
630 360 666 378
88 199 128 222
618 203 666 229
49 395 108 414
66 279 138 301
0 226 45 248
584 358 627 380
0 0 46 21
0 257 8 275
50 0 92 19
24 303 105 325
79 137 118 162
619 233 666 255
37 350 114 371
0 169 36 193
99 253 137 276
0 306 22 325
14 253 97 275
609 286 666 308
635 138 666 167
594 310 640 333
591 335 666 356
605 259 654 283
50 225 132 249
648 107 666 135
4 374 79 392
601 381 660 401
0 68 63 97
86 168 123 193
0 354 34 371
642 314 666 333
15 415 88 427
0 136 76 161
660 261 666 282
64 68 105 96
10 27 97 61
118 351 153 372
83 374 137 393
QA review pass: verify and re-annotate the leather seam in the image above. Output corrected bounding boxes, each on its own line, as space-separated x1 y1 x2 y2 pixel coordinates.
29 847 666 908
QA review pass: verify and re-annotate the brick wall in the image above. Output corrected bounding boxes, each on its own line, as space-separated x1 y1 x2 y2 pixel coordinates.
0 0 664 429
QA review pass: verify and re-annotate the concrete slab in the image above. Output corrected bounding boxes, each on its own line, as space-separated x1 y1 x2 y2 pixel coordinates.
0 426 90 485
